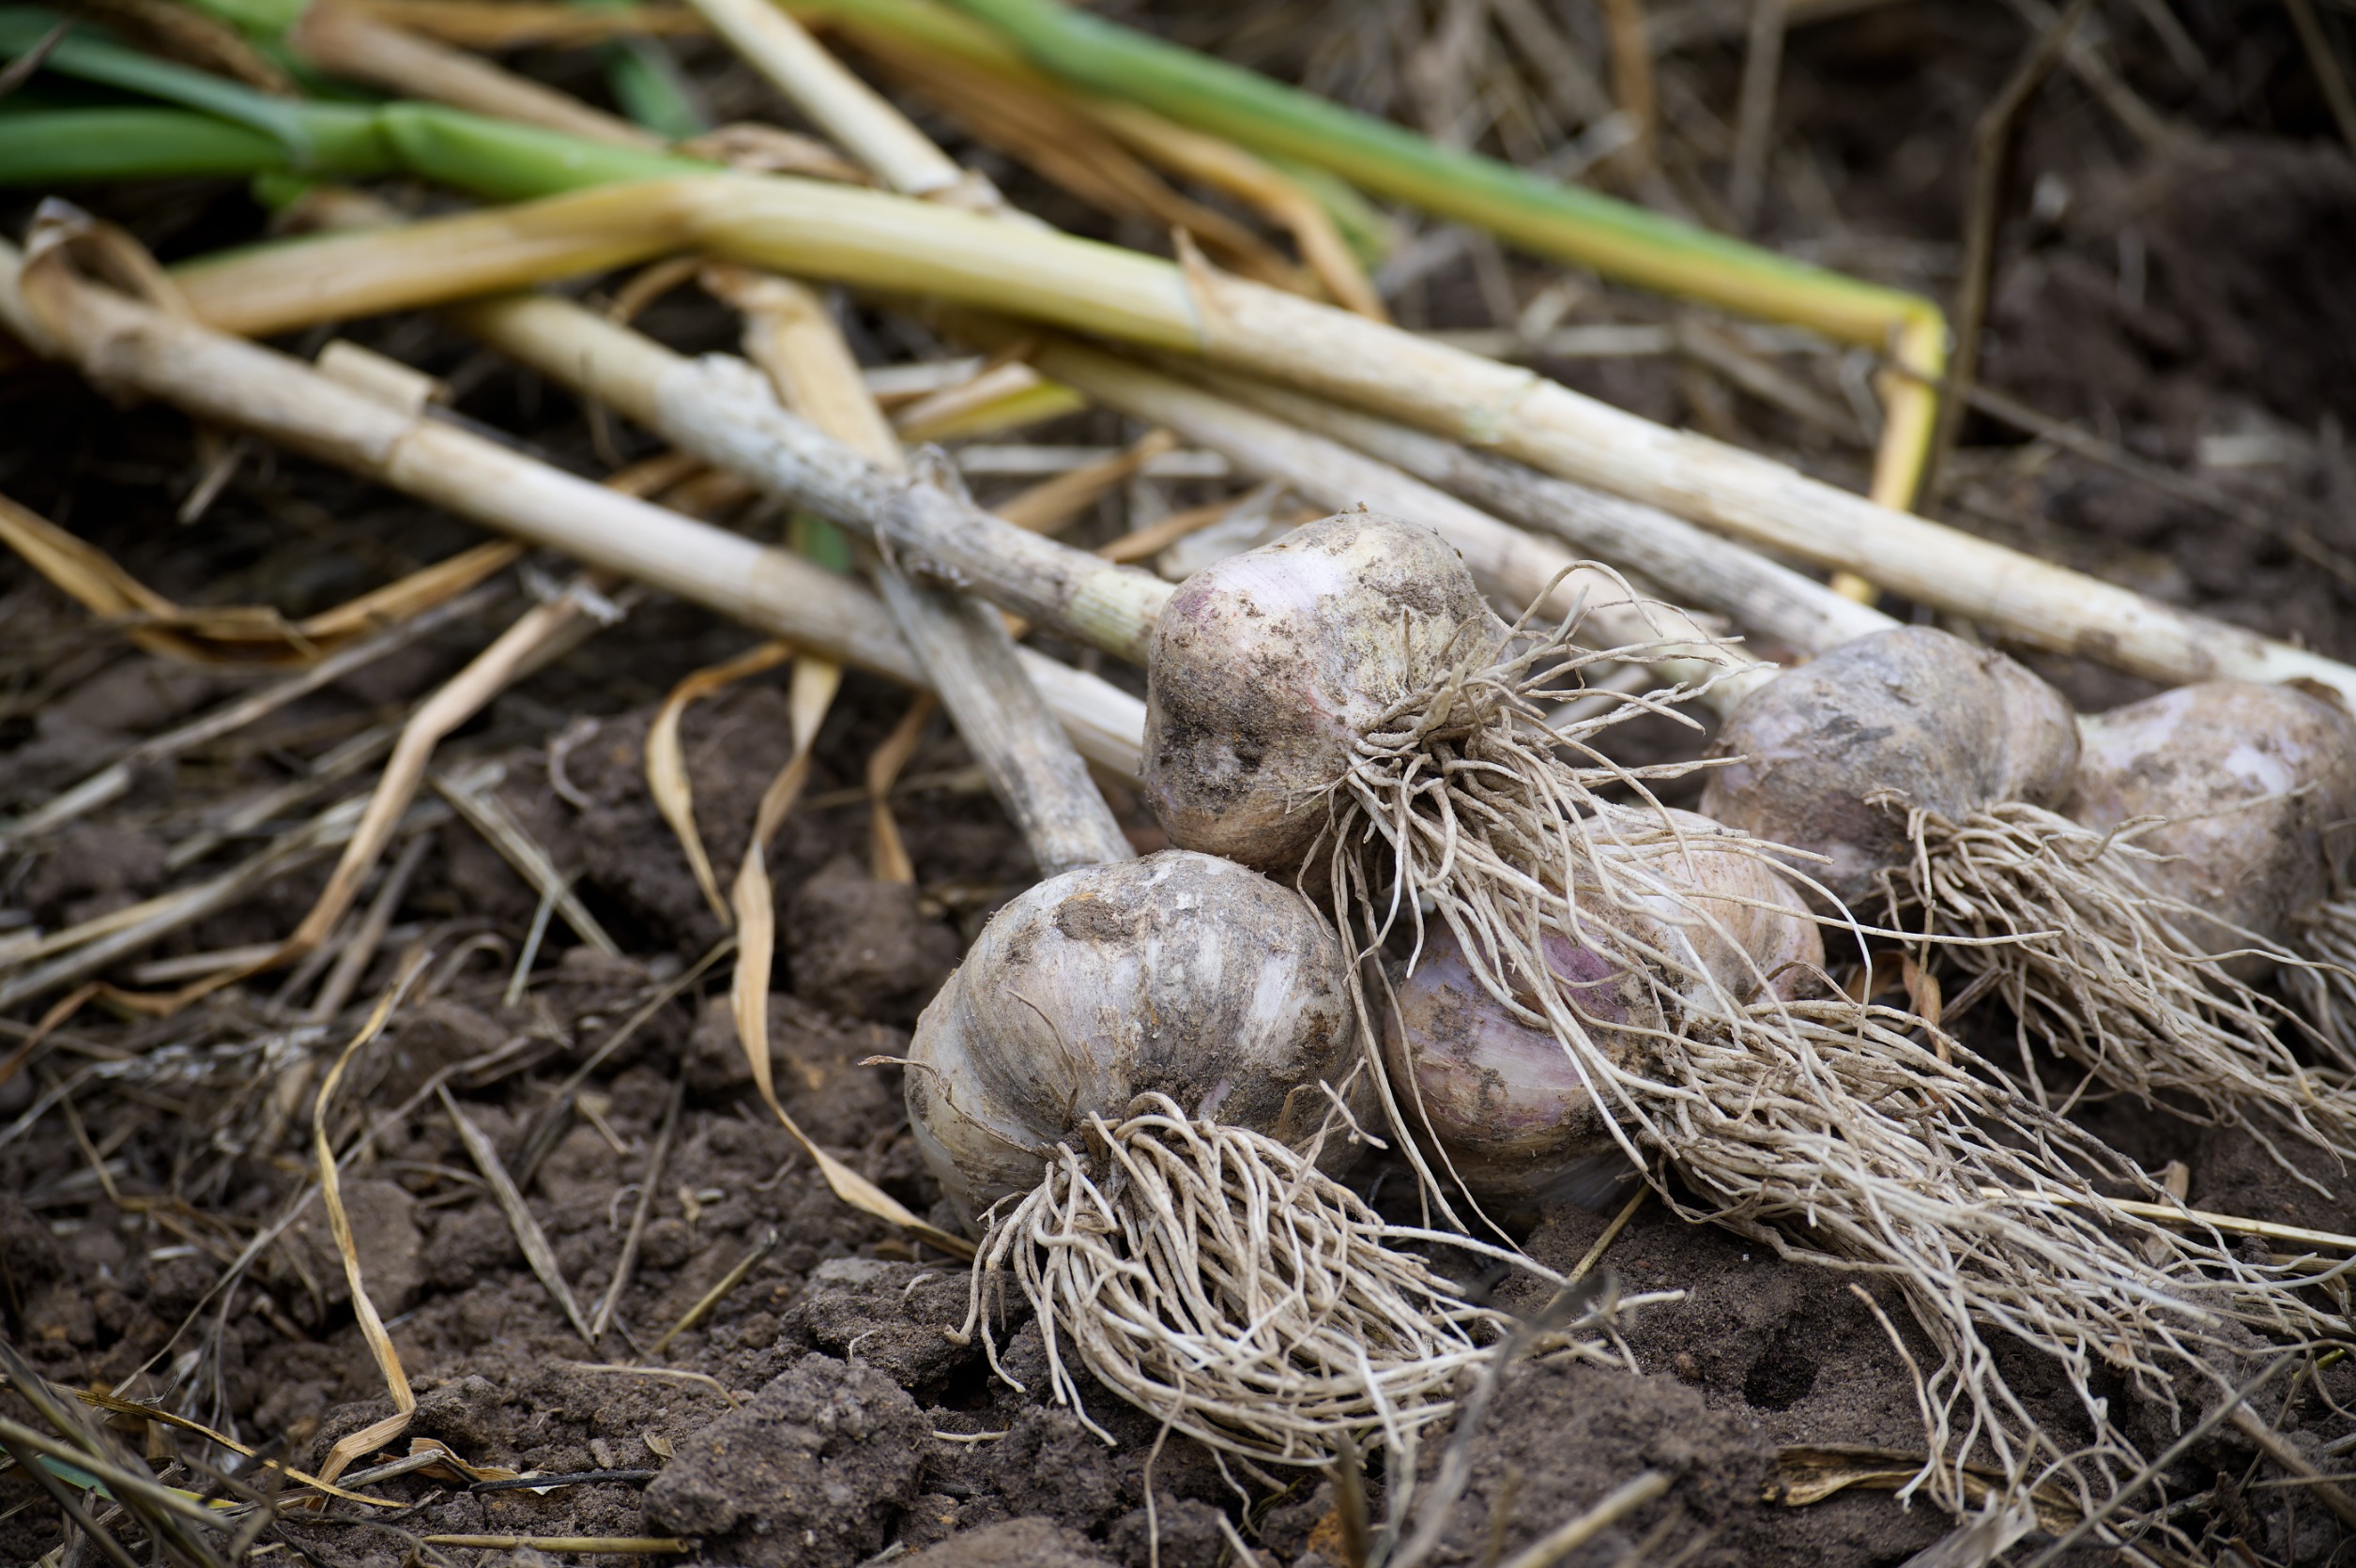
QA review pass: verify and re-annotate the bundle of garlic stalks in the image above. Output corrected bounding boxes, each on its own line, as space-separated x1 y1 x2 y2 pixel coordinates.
5 1 2356 1563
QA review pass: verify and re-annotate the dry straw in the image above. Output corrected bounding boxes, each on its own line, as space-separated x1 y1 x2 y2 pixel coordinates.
0 218 1147 777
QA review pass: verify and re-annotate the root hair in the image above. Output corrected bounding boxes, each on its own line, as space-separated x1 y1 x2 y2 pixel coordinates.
959 1093 1607 1467
1896 801 2356 1180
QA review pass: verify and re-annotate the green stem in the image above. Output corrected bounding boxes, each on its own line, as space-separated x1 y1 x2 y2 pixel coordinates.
926 0 1938 352
373 102 707 195
600 37 708 140
0 7 321 152
0 106 299 181
0 12 711 194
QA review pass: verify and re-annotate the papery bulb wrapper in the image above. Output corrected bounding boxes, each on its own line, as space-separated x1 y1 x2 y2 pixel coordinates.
907 849 1364 1229
2066 680 2356 968
1143 511 1495 873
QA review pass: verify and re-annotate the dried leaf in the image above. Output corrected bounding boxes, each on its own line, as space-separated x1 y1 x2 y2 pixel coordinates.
69 1391 392 1508
993 427 1175 534
0 489 517 666
727 658 972 1259
1767 1446 2080 1536
313 955 430 1483
438 1084 597 1345
405 1435 526 1484
646 641 794 922
856 37 1313 296
892 360 1086 444
865 693 935 885
435 764 620 955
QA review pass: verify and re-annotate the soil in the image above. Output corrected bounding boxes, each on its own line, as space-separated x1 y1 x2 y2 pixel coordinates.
5 1 2356 1566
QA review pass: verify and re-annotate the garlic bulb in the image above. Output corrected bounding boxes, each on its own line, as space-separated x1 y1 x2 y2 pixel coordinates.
1143 511 1494 873
907 849 1362 1226
2066 680 2356 960
1385 812 1823 1209
1701 627 2079 907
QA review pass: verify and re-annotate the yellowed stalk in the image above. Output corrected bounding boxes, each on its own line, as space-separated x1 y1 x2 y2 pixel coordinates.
1595 0 1660 180
1094 494 1252 565
169 176 1200 353
348 0 707 48
721 267 1131 872
892 360 1085 441
1187 367 1898 660
160 176 2356 702
312 958 430 1481
864 693 933 882
704 263 902 457
293 4 665 149
702 279 891 1253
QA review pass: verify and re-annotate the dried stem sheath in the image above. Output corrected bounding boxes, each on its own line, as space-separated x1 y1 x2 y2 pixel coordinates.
156 174 2355 703
734 267 1128 874
1005 330 1719 663
441 293 1173 665
691 0 965 196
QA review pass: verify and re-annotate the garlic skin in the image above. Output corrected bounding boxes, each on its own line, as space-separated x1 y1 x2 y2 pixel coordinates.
1591 808 1829 1010
907 849 1362 1228
1385 813 1824 1209
2066 681 2356 961
1701 627 2080 908
1143 511 1494 874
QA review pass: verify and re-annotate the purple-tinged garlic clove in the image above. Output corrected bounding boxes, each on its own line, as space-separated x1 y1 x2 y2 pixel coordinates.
1381 923 1645 1210
1385 820 1824 1211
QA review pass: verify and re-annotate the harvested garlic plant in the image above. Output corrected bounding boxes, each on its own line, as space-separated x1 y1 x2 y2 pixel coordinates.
1702 625 2356 1163
908 848 1566 1465
1140 513 2334 1514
